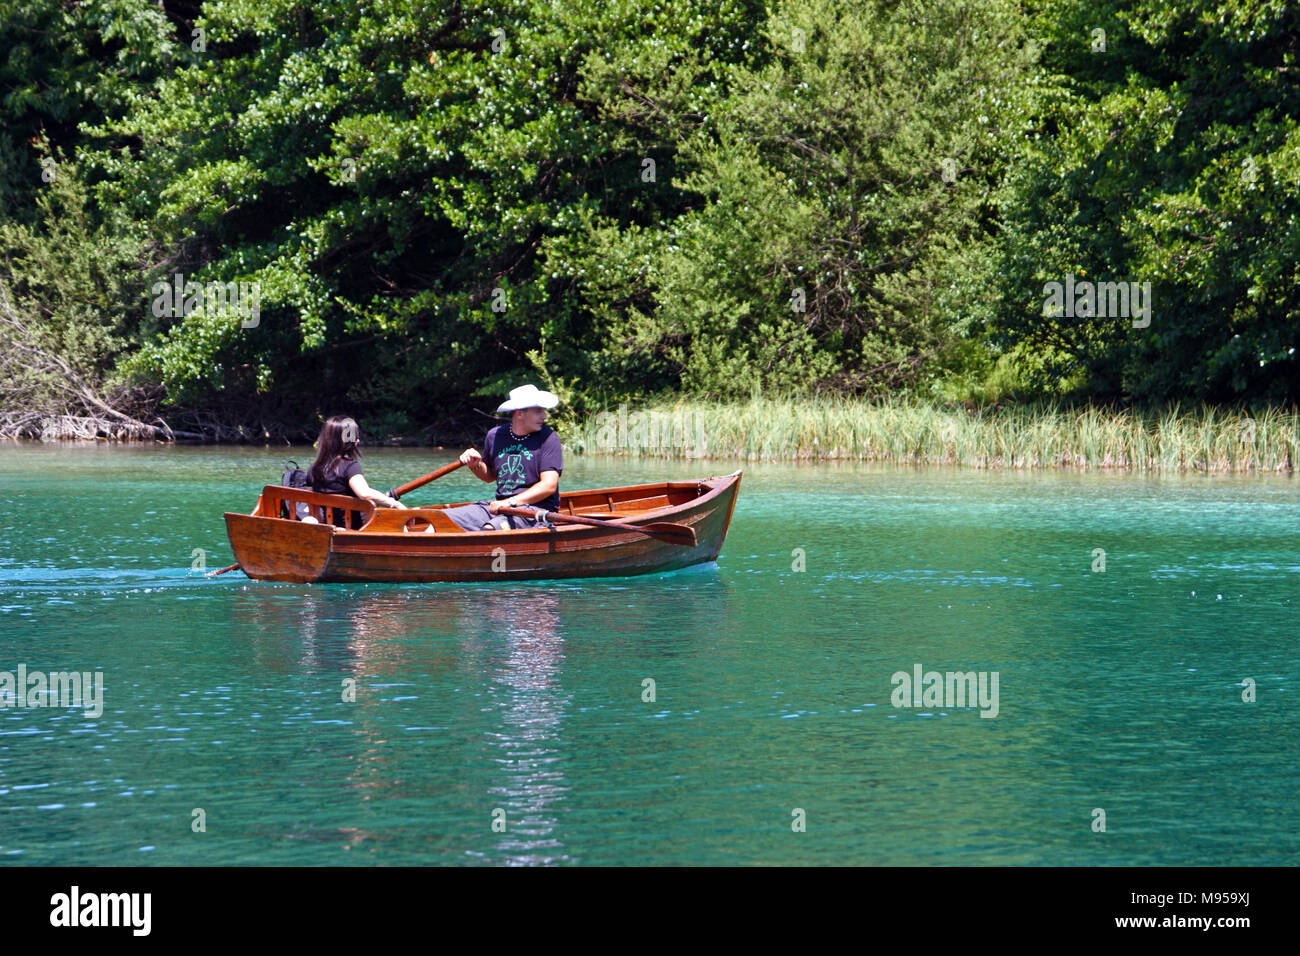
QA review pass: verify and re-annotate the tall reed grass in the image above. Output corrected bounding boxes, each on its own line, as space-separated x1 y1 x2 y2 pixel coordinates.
567 398 1298 472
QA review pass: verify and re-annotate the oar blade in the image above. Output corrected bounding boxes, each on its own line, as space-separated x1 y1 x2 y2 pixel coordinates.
641 522 697 547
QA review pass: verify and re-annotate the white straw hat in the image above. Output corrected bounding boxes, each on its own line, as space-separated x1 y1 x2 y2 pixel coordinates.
496 384 560 414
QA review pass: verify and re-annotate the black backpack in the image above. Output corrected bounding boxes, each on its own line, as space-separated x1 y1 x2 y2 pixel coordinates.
280 460 312 520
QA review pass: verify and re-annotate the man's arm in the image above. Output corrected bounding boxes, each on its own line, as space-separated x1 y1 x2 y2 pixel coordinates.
458 447 496 482
489 470 559 512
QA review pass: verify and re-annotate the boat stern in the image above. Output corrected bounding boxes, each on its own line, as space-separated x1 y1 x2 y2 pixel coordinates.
223 513 335 582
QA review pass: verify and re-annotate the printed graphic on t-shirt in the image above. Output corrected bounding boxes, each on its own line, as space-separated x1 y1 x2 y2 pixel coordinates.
497 446 530 486
496 444 533 494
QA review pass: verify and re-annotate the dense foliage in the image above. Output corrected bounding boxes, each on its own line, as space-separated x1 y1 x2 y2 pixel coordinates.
0 0 1295 439
988 0 1300 406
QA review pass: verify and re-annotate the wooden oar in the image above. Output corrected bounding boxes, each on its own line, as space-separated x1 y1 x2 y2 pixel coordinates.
390 459 465 500
207 562 240 577
500 506 697 547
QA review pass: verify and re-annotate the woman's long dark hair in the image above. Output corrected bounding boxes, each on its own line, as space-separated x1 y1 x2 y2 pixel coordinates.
309 416 362 488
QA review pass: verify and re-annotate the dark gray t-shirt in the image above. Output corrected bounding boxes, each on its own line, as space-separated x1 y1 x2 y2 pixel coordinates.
311 457 362 497
310 457 364 528
484 424 563 512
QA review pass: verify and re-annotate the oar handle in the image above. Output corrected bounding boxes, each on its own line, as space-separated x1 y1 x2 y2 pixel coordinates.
500 505 645 532
500 505 561 524
391 459 465 499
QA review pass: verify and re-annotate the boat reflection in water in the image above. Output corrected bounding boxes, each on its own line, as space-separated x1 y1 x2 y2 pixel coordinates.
230 583 573 862
476 589 571 865
338 587 573 864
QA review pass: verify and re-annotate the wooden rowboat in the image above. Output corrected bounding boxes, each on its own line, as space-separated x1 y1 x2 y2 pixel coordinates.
224 470 742 583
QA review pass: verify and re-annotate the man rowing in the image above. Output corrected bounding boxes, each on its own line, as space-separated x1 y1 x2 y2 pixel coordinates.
443 384 563 531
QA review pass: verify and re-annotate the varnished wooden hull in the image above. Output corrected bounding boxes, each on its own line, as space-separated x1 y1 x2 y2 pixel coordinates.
224 471 741 583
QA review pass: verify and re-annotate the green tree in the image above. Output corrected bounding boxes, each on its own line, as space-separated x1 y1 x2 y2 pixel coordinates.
987 0 1300 405
92 0 763 432
0 0 178 221
562 0 1031 398
0 156 153 435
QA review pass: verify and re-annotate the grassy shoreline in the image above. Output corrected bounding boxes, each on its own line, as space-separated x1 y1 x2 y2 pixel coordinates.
566 398 1298 473
8 398 1298 474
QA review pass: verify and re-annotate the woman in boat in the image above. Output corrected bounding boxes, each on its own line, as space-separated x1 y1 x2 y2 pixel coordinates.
308 416 406 527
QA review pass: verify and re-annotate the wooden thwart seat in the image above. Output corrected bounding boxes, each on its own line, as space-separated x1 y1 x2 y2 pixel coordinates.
360 508 464 533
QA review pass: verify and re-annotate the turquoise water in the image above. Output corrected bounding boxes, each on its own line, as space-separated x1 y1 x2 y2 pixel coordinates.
0 444 1296 865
